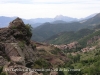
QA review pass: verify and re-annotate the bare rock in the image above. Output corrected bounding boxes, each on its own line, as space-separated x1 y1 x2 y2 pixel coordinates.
10 56 25 66
0 56 7 66
0 17 32 43
8 17 24 28
0 18 39 75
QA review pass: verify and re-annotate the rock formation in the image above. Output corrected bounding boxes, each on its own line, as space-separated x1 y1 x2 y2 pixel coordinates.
0 18 38 75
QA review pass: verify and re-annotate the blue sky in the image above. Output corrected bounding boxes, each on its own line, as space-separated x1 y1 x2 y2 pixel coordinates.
0 0 100 19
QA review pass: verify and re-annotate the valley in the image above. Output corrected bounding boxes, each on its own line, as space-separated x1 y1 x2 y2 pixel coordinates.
0 13 100 75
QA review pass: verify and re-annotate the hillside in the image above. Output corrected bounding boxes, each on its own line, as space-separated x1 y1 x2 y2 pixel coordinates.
81 13 100 28
79 28 100 48
0 18 68 75
65 29 100 75
50 27 100 75
32 13 100 42
46 29 94 44
32 22 82 41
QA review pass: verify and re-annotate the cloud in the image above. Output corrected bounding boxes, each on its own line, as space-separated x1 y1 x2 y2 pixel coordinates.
32 0 67 3
32 0 100 4
1 0 100 4
0 0 100 19
0 0 33 4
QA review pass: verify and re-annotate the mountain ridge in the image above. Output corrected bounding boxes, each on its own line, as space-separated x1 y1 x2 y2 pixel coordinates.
32 13 100 42
0 13 97 28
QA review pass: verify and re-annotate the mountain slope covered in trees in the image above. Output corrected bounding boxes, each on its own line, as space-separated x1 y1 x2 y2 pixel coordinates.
32 13 100 42
46 29 94 44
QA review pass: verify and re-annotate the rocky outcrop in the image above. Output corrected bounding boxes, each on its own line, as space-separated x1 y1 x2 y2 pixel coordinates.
8 17 24 28
0 18 38 75
0 17 32 43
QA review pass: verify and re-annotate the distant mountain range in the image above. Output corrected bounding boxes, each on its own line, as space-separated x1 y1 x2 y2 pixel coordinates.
0 16 16 27
79 13 97 20
0 13 97 28
32 13 100 42
54 15 77 22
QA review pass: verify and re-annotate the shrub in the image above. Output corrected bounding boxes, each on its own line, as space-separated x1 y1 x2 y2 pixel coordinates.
34 59 51 68
0 72 6 75
0 67 6 75
10 25 17 29
0 67 3 73
25 24 33 37
18 41 26 49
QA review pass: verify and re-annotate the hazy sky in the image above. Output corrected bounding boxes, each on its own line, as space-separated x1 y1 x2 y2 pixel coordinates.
0 0 100 19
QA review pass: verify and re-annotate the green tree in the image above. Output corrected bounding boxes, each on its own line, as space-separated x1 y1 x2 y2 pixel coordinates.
25 24 33 37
